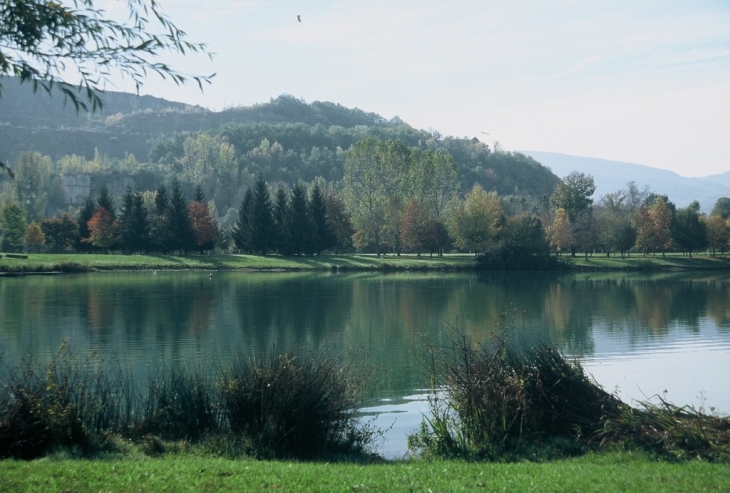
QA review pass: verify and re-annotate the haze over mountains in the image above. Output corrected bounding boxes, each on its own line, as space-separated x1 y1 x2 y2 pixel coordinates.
524 151 730 213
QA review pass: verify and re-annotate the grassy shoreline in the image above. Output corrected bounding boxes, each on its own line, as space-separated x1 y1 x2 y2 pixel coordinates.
1 451 728 492
2 252 730 275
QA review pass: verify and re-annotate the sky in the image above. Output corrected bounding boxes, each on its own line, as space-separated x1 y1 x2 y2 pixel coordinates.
98 0 729 178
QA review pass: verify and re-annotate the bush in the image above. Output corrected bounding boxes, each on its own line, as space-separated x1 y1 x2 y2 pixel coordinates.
0 343 374 460
220 348 370 458
410 331 730 462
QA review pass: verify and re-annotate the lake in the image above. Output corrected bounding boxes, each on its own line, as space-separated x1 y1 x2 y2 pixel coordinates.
1 270 729 458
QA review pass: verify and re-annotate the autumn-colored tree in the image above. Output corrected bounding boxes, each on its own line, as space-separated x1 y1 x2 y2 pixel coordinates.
84 207 120 252
25 222 46 252
400 199 431 256
649 197 673 257
188 201 217 254
634 205 654 256
548 208 572 256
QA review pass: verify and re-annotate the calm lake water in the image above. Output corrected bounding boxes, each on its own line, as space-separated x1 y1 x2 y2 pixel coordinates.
1 270 729 458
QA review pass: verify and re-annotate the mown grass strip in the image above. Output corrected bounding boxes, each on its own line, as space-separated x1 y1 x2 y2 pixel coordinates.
1 452 728 492
0 253 476 273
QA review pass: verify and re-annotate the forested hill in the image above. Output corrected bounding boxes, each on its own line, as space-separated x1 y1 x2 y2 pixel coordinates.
0 77 560 205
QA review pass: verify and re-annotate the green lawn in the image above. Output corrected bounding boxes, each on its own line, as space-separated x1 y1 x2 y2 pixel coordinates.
0 252 476 273
559 253 730 271
1 451 727 492
2 252 730 274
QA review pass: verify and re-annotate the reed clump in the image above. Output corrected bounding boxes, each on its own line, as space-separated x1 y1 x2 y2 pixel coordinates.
409 331 730 462
0 343 373 461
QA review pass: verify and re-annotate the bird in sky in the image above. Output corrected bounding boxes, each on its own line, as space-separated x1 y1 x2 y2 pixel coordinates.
297 15 301 22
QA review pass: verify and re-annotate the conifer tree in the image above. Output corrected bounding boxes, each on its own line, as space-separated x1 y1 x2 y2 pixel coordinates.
127 191 151 253
97 184 116 220
77 196 97 251
308 183 335 255
165 179 196 254
118 186 135 252
273 185 289 254
232 188 254 254
250 177 274 255
287 182 312 255
151 184 170 253
194 184 205 202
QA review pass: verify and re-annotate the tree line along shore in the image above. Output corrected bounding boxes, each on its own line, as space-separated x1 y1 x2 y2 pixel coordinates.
2 139 730 265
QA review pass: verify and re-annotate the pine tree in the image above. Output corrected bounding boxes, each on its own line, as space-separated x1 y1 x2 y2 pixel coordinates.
194 184 205 202
127 191 151 253
250 177 274 255
77 196 97 252
166 179 196 254
232 188 253 254
308 183 335 255
1 202 27 252
118 186 135 252
273 185 289 254
287 182 312 255
151 184 169 253
97 184 116 220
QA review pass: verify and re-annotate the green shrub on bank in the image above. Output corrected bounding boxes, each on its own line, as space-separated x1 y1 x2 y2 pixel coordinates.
0 344 374 461
409 331 730 462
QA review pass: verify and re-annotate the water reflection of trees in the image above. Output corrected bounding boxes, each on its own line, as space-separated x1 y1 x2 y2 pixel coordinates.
2 271 730 395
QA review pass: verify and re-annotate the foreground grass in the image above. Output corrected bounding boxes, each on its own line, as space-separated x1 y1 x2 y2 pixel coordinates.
1 451 728 492
0 252 475 273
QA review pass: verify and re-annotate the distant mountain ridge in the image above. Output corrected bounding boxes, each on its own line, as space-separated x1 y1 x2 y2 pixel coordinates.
523 151 730 213
0 77 398 165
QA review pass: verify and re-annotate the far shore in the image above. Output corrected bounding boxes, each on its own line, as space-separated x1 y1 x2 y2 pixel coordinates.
2 252 730 275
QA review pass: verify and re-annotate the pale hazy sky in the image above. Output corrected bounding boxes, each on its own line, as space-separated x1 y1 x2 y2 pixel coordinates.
100 0 729 177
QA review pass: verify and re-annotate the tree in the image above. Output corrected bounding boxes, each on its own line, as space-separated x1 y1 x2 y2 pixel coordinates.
76 196 96 251
634 205 654 256
672 201 707 258
232 188 254 254
13 151 51 221
308 183 335 255
124 190 151 253
25 221 46 252
705 215 730 256
165 179 196 254
343 137 387 256
711 198 730 219
285 181 311 255
0 0 212 177
188 201 216 254
571 210 597 258
322 189 353 254
649 197 673 257
550 172 596 221
548 208 572 256
272 185 289 253
400 199 431 256
97 184 115 220
40 213 78 252
249 177 274 255
150 184 169 253
84 206 120 251
1 202 26 252
447 184 505 254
